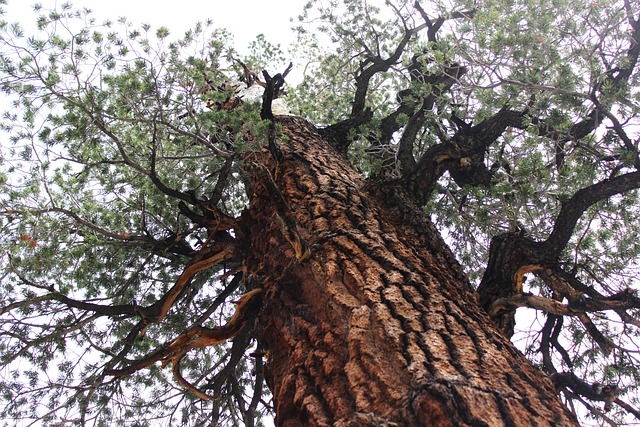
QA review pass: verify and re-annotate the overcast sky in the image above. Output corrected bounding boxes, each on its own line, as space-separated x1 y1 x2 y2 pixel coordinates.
3 0 303 55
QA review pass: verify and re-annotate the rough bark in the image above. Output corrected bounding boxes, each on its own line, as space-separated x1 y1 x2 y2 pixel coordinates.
240 116 578 426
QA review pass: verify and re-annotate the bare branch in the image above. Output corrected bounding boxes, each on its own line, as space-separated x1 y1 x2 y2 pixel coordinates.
351 22 426 116
105 289 262 385
544 170 640 254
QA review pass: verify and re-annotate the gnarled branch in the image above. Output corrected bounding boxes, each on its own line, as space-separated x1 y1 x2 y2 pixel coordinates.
105 288 263 399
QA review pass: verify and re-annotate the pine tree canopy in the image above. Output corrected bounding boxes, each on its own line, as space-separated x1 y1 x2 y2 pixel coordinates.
0 0 639 425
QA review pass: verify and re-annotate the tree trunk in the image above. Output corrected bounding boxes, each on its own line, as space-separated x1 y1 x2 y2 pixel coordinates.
241 116 578 426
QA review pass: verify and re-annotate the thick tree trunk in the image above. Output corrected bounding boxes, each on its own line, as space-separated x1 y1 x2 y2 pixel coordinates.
241 116 578 426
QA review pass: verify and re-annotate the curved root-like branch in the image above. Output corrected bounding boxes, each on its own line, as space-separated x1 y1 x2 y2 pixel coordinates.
489 277 638 356
147 244 237 324
488 293 575 318
105 288 263 399
172 353 214 401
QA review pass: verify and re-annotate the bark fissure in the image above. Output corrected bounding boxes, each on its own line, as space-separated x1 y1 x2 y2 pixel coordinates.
241 117 578 426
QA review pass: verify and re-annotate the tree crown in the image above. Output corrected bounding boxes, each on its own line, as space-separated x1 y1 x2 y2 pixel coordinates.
1 0 639 425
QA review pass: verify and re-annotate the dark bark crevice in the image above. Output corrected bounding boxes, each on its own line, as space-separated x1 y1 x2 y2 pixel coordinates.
242 116 578 426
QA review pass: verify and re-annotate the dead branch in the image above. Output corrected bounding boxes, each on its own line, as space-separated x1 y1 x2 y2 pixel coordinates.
104 288 263 395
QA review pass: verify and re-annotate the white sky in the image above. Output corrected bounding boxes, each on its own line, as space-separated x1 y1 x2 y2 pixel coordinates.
3 0 303 55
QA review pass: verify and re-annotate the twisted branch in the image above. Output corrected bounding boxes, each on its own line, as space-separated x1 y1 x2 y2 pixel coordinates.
105 289 262 399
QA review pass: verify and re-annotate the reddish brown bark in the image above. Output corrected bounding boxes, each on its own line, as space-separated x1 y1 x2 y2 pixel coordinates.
241 116 578 426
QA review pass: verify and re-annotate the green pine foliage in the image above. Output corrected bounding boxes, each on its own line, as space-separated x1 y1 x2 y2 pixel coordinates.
0 5 272 426
1 0 639 425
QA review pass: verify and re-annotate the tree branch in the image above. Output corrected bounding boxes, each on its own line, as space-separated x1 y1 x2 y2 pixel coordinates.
552 372 628 415
406 108 523 204
351 23 426 117
105 289 262 386
543 170 640 254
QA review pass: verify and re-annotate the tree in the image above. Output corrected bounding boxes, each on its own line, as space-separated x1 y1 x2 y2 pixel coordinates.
1 0 639 425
